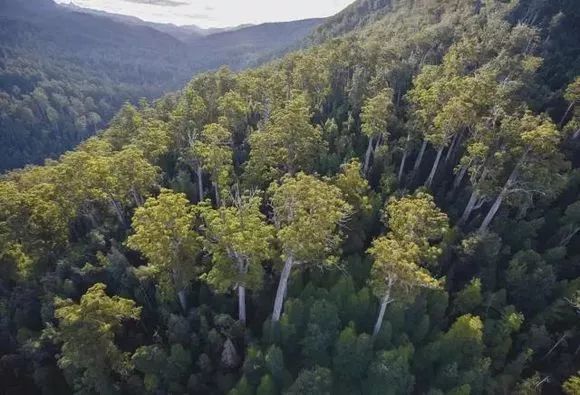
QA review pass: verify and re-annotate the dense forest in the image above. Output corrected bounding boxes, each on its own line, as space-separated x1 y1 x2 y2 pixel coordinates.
0 0 321 170
1 0 580 394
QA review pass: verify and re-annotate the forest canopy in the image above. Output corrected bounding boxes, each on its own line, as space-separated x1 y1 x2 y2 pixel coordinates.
0 0 579 394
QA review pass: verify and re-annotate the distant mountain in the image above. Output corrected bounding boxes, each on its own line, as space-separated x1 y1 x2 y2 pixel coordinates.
58 2 254 42
0 0 323 170
187 19 324 70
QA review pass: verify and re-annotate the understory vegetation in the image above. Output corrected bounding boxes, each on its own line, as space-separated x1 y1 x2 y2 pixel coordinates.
0 0 579 394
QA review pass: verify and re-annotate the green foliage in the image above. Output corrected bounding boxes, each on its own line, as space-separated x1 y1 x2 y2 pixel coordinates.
199 194 275 293
127 189 201 300
53 283 141 394
332 324 372 382
192 123 233 199
452 278 483 316
361 88 394 140
246 94 324 185
333 159 372 212
1 0 579 394
301 300 340 366
285 366 332 395
506 250 556 314
364 345 415 395
256 374 277 395
385 192 450 262
563 372 580 395
269 172 352 265
368 191 449 301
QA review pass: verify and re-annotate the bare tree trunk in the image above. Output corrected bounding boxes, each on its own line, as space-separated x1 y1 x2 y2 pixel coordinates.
363 137 374 175
272 256 294 322
196 166 204 202
177 289 187 312
413 140 427 173
459 190 479 225
87 210 98 228
374 133 383 152
560 102 575 128
398 133 411 184
172 268 188 312
131 188 143 207
398 149 408 184
453 165 468 191
561 228 580 246
238 285 246 323
373 279 394 337
479 168 518 233
425 147 444 188
110 199 126 225
573 128 580 140
445 133 459 163
543 333 568 359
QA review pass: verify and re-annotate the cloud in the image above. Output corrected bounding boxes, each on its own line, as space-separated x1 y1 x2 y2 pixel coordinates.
122 0 188 6
183 13 213 20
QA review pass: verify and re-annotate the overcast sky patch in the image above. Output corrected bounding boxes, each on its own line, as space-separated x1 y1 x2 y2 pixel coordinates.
55 0 354 28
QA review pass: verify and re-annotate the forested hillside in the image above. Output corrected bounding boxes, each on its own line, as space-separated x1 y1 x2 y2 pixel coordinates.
0 0 321 170
1 0 579 394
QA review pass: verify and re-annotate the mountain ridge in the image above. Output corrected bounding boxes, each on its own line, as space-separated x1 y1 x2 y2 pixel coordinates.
58 2 255 42
0 0 324 170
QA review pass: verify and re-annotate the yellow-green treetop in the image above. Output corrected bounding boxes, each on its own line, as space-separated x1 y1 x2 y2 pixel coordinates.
192 122 233 204
246 94 324 185
269 172 352 266
199 194 275 293
268 172 352 321
198 193 275 322
54 283 141 394
384 191 450 262
126 189 201 305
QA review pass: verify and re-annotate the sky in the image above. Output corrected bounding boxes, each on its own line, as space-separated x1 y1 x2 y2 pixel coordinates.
54 0 355 28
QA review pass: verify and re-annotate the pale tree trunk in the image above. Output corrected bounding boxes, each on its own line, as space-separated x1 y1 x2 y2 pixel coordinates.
172 269 188 312
459 190 479 225
272 256 294 322
412 140 428 175
86 209 98 228
196 166 204 202
177 289 187 312
459 168 488 225
374 133 383 153
573 128 580 140
543 333 568 359
363 137 374 175
213 181 221 207
398 133 411 183
559 102 575 128
238 285 246 323
479 189 506 233
110 199 126 226
561 228 580 246
373 278 394 337
131 188 143 207
453 165 468 192
425 147 444 188
398 149 408 184
445 133 459 163
479 168 518 233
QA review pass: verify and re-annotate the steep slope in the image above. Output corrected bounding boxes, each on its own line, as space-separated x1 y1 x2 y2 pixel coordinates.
308 0 393 42
0 0 579 394
187 19 324 70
